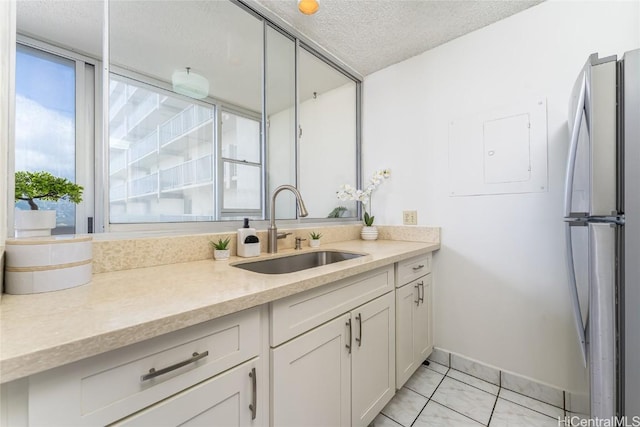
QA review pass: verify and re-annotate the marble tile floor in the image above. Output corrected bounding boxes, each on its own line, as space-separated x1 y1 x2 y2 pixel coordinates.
372 361 564 427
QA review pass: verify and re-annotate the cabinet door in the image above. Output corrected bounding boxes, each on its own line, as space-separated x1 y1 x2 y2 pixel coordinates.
395 281 419 388
414 275 433 363
271 314 351 427
112 358 261 427
352 291 396 427
396 275 434 390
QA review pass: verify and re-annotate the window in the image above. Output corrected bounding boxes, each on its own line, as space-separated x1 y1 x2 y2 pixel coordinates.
220 111 262 219
14 43 93 234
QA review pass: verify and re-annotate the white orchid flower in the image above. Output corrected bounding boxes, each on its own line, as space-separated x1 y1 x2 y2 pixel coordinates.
336 167 390 219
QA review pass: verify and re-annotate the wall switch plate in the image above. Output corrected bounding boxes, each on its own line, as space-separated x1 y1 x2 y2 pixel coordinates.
403 210 417 225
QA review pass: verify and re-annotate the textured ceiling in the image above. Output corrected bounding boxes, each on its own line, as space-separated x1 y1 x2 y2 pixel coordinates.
251 0 544 76
16 0 544 112
16 0 349 113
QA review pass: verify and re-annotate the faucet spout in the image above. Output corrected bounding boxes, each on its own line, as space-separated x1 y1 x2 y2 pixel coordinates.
268 185 309 253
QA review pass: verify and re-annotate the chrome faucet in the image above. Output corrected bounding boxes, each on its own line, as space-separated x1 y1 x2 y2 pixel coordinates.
268 185 309 253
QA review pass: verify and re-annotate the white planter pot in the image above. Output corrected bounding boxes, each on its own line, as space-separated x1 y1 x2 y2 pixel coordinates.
309 239 321 248
361 226 378 241
4 235 93 294
14 209 57 238
214 249 230 260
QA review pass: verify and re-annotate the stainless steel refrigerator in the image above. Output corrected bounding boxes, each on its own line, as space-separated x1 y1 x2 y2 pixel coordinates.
565 49 639 419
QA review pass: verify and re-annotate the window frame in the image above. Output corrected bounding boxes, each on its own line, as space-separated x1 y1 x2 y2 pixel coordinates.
218 106 263 220
11 36 98 236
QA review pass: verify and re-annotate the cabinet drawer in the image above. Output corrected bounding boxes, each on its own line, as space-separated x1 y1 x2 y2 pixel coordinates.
270 265 394 347
395 253 431 287
28 306 261 427
112 358 261 427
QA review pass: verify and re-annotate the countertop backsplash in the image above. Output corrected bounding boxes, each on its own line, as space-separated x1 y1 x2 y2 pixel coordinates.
92 225 440 273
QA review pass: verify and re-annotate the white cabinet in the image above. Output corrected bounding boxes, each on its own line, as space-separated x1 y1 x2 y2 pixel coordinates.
271 314 351 427
23 306 264 427
270 265 394 347
351 292 396 426
1 252 438 427
271 290 395 427
113 358 261 427
395 254 433 389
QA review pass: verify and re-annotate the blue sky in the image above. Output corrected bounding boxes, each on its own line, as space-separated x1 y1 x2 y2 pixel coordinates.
16 45 75 114
15 45 76 181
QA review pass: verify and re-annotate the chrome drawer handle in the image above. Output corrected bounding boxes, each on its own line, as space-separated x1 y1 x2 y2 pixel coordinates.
346 318 352 354
418 281 424 304
355 313 362 347
412 264 425 271
249 367 257 420
141 351 209 381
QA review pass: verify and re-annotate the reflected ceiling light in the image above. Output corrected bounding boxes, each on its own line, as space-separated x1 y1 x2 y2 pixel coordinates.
171 67 209 99
298 0 319 15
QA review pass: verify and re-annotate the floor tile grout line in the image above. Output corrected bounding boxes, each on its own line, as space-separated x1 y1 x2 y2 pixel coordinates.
445 374 500 397
430 368 493 426
447 365 565 412
496 395 561 420
486 390 500 426
405 366 448 400
382 412 406 427
409 366 484 426
429 374 497 425
378 413 402 427
381 385 432 427
427 397 487 426
409 398 430 427
499 387 565 411
447 366 500 389
425 362 449 376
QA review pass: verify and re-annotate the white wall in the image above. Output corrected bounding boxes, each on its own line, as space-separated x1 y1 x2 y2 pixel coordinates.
299 83 357 218
268 83 358 219
363 0 639 392
267 106 296 219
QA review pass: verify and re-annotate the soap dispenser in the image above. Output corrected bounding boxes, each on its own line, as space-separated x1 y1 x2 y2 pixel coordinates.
237 218 260 258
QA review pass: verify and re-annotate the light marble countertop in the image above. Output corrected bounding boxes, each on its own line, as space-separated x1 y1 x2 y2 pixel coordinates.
0 239 439 383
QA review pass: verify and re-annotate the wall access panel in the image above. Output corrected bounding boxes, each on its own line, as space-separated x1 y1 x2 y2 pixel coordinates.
448 98 547 197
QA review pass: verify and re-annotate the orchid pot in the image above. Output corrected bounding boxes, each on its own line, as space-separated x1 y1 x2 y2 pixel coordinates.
360 226 378 241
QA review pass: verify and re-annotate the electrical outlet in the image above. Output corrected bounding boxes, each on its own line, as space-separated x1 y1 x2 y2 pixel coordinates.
403 210 417 225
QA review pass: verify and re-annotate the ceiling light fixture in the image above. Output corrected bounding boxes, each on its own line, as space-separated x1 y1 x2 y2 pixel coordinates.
171 67 209 99
298 0 319 15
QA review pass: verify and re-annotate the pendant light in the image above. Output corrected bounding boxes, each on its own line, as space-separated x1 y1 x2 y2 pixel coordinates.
298 0 319 15
171 67 209 99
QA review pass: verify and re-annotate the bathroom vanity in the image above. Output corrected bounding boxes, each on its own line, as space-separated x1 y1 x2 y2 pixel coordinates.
0 239 438 427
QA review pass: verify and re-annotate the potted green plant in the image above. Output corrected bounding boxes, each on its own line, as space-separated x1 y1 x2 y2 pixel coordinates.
309 231 322 248
14 171 84 238
361 212 378 240
210 237 231 260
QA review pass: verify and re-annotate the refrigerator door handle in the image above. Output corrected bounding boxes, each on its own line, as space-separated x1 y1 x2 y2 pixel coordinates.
565 221 588 367
564 72 589 218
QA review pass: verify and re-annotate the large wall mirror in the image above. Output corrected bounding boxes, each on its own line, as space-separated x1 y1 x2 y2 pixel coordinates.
298 47 358 219
109 1 263 223
14 0 360 230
